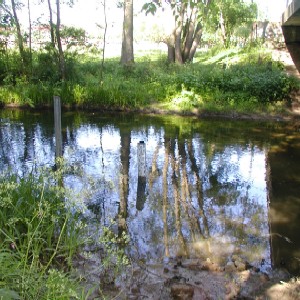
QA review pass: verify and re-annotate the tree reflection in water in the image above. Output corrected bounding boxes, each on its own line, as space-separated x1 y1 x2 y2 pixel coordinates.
0 110 299 274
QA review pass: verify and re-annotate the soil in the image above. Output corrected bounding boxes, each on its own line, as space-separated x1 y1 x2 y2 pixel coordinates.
72 47 300 300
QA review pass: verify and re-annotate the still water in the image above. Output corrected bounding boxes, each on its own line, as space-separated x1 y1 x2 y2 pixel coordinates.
0 109 299 275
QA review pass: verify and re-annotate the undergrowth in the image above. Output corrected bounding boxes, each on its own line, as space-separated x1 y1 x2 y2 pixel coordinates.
0 45 299 115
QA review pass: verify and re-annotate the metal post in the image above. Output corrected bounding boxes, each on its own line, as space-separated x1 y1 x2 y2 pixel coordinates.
137 141 146 177
54 96 62 158
137 141 146 210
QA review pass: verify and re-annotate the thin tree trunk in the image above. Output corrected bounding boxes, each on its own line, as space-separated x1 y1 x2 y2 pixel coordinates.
183 6 197 63
171 148 189 257
11 0 27 71
118 129 131 233
167 44 175 63
262 21 269 43
56 0 66 81
219 10 227 47
188 23 202 61
47 0 55 47
100 0 107 82
178 141 203 241
166 31 175 63
187 140 209 237
120 0 134 65
27 0 32 75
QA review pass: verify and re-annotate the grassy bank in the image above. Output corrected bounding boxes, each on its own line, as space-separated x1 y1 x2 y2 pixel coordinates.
0 46 299 116
0 165 85 299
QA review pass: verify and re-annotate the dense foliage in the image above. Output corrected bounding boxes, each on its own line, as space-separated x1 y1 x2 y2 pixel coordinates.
0 46 298 115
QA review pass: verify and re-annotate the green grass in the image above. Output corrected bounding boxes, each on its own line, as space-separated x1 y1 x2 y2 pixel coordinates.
0 164 87 299
0 45 299 116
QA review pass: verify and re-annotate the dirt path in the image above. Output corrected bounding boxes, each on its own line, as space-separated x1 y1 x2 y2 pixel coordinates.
271 48 300 79
271 47 300 115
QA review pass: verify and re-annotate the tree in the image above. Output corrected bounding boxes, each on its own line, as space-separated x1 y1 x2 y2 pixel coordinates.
143 0 213 64
216 0 257 48
120 0 134 65
39 0 76 81
60 26 87 50
0 4 13 53
99 0 107 82
46 0 55 47
27 0 32 74
0 0 29 72
55 0 66 80
11 0 26 66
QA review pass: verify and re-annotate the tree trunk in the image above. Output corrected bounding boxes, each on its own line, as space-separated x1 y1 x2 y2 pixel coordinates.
100 0 107 82
11 0 27 71
262 21 269 43
56 0 66 81
174 3 185 64
27 0 32 75
219 10 227 47
47 0 55 47
120 0 134 65
118 128 131 233
166 32 175 63
188 23 203 61
182 5 197 63
167 44 175 63
163 139 170 257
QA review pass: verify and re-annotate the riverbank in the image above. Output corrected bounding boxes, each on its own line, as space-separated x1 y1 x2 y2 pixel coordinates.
1 46 299 123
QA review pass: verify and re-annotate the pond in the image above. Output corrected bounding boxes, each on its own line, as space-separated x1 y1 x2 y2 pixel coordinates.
0 109 300 276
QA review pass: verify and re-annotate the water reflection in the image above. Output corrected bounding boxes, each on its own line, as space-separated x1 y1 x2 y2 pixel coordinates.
0 109 299 275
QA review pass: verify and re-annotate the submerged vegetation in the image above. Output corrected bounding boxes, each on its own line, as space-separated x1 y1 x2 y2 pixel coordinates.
0 46 299 116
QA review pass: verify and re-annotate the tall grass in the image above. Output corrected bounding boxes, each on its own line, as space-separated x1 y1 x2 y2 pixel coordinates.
0 166 86 299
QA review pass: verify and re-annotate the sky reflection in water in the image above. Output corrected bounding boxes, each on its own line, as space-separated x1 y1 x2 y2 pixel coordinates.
0 110 299 275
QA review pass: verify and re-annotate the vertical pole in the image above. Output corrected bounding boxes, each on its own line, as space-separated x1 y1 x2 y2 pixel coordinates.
54 96 62 158
137 141 146 177
137 141 146 210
